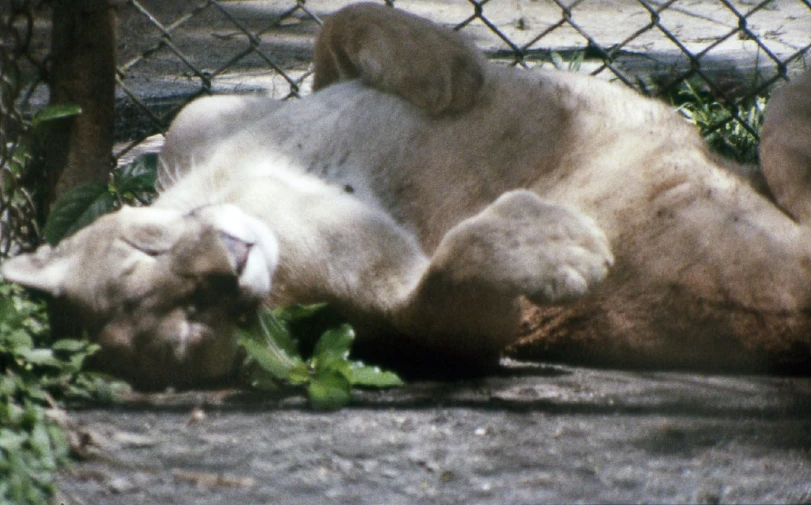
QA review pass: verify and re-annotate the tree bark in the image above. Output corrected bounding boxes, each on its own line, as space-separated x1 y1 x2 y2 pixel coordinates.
38 0 115 220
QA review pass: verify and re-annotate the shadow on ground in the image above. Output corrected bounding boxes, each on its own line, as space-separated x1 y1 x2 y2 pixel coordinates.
56 361 811 505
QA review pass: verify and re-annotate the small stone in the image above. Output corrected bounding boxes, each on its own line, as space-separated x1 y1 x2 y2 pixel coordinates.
109 477 136 494
186 407 207 425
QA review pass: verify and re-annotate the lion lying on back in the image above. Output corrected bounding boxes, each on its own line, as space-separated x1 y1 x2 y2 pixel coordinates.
3 4 810 389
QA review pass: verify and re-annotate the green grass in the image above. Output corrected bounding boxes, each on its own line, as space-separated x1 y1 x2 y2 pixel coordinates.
668 78 767 165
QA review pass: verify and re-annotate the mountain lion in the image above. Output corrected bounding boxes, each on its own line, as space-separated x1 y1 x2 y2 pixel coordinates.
3 3 810 388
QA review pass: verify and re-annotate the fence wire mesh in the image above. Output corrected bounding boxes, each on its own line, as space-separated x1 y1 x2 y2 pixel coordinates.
1 0 810 258
1 0 50 257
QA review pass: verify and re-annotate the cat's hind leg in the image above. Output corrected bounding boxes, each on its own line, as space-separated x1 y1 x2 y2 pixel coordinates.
313 3 486 116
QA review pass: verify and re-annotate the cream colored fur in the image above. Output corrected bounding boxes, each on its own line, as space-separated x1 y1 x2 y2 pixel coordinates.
2 4 810 388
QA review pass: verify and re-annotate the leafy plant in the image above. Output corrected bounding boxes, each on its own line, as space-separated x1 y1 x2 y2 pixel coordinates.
670 79 766 164
42 152 158 244
238 304 404 410
1 101 133 504
0 279 126 504
549 50 585 72
4 103 83 184
2 104 84 244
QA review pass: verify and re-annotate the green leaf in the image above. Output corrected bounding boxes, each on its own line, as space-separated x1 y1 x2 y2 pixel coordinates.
309 325 357 390
237 330 300 381
0 429 26 451
283 303 347 354
43 181 117 244
0 376 19 397
3 401 25 426
287 363 312 386
568 51 585 72
550 51 565 69
238 304 404 409
312 324 354 364
0 297 24 329
314 355 353 386
3 329 33 351
66 346 98 373
259 308 302 359
18 348 59 367
116 153 158 195
30 423 56 467
307 370 352 410
32 103 82 128
281 303 330 323
349 362 404 388
51 339 90 353
45 423 70 465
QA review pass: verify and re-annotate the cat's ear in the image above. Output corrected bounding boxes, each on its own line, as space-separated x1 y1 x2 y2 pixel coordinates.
1 246 71 296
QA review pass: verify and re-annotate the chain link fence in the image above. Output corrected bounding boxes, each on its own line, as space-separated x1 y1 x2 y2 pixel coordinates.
1 0 50 257
2 0 810 258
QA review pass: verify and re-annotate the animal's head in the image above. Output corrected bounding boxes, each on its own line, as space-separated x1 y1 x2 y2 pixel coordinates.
1 204 278 390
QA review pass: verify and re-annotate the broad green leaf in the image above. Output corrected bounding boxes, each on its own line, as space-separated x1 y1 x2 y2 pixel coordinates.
24 386 49 403
258 308 301 358
46 423 70 465
0 377 18 397
307 370 351 410
0 297 24 329
32 103 82 128
238 304 404 409
281 303 330 322
237 330 300 380
349 362 404 388
3 401 25 426
43 181 117 244
29 423 55 467
0 429 26 451
312 324 354 364
314 355 353 386
116 153 158 194
66 347 97 373
51 339 90 353
287 363 312 386
18 348 59 367
3 329 33 350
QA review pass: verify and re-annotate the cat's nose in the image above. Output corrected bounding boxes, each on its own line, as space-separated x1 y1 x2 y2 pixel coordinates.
220 232 253 275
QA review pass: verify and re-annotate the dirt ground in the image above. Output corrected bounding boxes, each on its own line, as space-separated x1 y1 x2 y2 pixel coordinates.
56 361 811 504
45 1 811 503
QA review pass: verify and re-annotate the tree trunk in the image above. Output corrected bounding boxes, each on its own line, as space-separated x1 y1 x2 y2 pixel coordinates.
37 0 115 221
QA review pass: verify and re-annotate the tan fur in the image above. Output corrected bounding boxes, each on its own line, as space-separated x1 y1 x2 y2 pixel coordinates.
313 3 486 115
761 70 811 224
2 4 810 388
